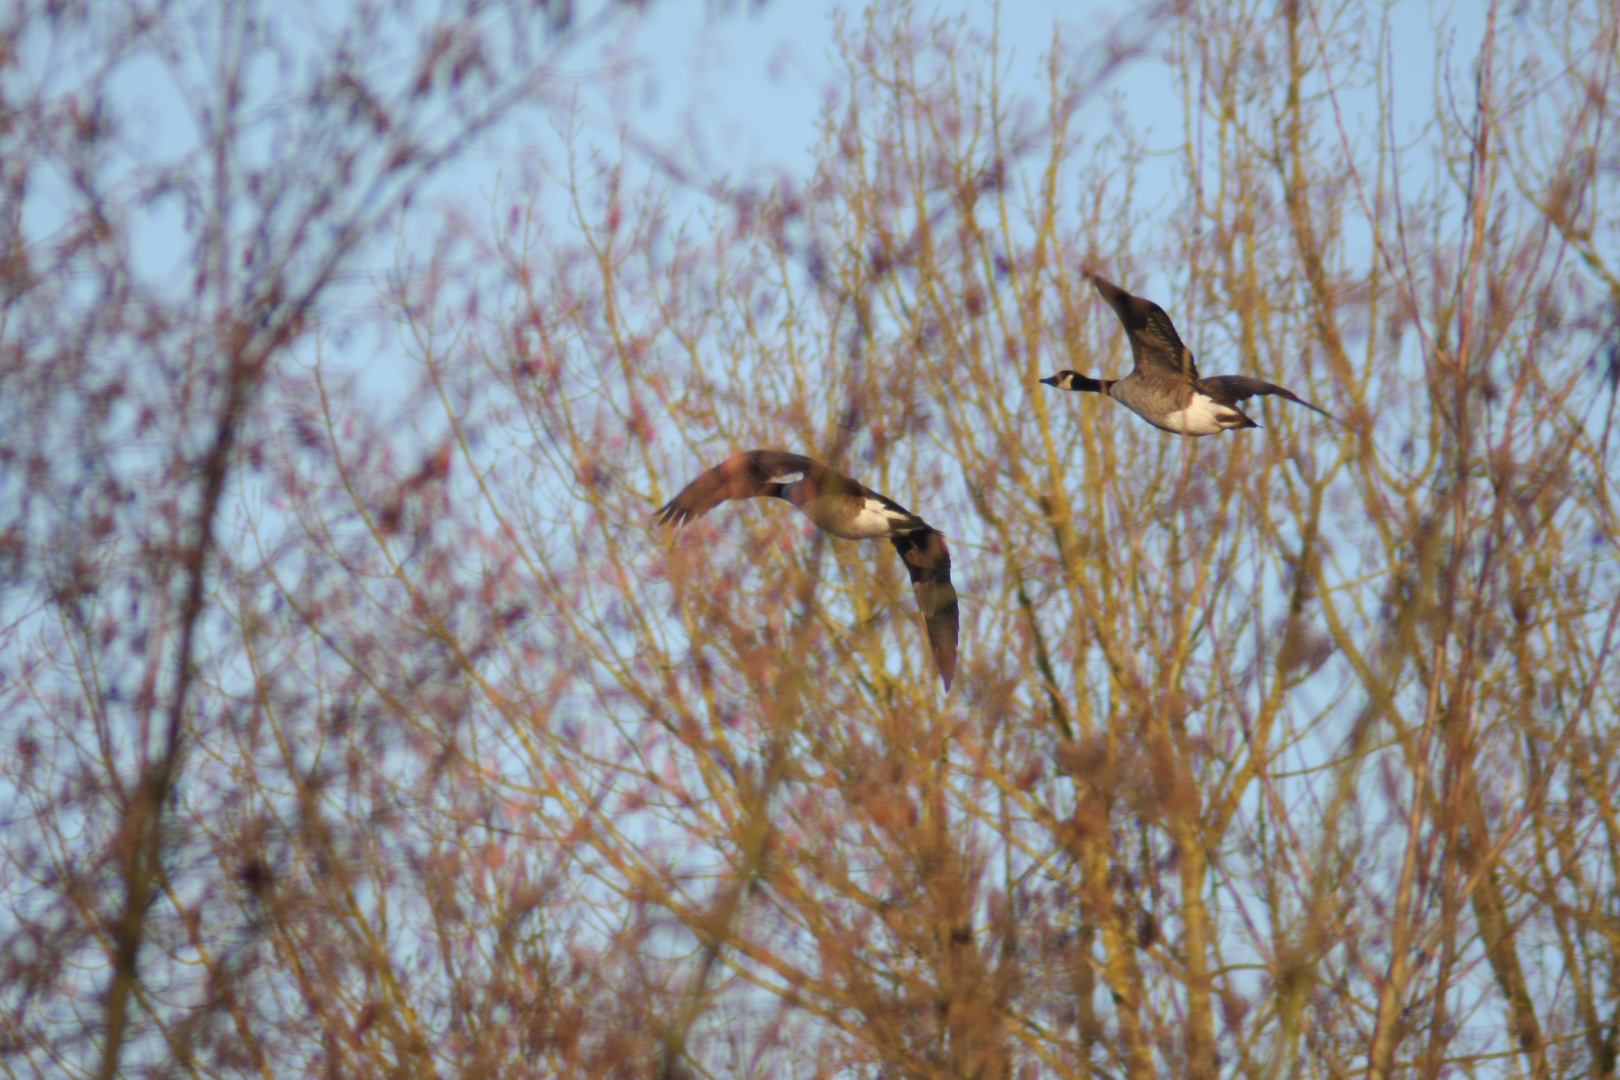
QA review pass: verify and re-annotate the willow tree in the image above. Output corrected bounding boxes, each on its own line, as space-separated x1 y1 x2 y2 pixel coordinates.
4 0 1618 1079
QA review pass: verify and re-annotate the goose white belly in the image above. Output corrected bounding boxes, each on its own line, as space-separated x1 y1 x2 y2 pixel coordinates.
1134 392 1242 436
806 497 920 539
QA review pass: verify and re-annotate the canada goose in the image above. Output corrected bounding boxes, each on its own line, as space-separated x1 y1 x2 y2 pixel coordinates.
1042 273 1332 435
656 450 959 690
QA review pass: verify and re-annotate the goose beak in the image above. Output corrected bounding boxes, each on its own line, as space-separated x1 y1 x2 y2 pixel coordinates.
1039 374 1060 387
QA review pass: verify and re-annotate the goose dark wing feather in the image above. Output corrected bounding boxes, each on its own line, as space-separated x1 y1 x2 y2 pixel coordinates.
655 450 819 526
658 450 960 691
1089 273 1200 380
1203 376 1333 418
889 529 959 690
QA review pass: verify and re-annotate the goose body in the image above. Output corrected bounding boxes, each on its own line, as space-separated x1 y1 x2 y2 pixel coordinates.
656 450 959 690
1042 274 1331 435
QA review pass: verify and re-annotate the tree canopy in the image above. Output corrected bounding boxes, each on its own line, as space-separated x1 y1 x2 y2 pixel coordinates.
3 0 1619 1078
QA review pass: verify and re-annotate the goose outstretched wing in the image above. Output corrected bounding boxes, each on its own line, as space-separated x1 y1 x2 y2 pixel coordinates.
655 450 820 526
1202 376 1333 418
1090 273 1201 381
889 529 959 691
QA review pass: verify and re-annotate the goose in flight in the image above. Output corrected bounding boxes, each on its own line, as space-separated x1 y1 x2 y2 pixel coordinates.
1042 273 1332 435
656 450 959 690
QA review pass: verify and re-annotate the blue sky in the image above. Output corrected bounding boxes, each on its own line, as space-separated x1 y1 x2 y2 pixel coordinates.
369 0 1487 362
35 0 1487 396
17 0 1488 323
583 0 1484 210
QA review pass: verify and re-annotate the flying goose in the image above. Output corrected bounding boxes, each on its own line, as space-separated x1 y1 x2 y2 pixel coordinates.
1042 273 1332 435
656 450 959 690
